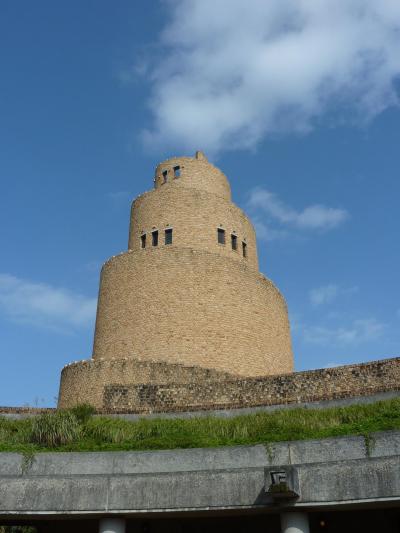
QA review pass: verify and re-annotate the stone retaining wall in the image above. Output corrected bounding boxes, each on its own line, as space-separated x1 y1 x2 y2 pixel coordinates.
58 358 235 409
103 357 400 413
0 407 54 415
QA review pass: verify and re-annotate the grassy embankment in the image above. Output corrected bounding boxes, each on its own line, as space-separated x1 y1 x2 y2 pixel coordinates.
0 526 37 533
0 399 399 454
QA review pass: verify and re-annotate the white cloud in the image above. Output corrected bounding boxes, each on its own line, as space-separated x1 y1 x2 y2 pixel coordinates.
309 284 339 306
247 188 348 239
140 0 400 154
309 284 358 306
0 274 96 331
323 362 344 369
295 205 349 230
252 218 288 242
303 318 386 345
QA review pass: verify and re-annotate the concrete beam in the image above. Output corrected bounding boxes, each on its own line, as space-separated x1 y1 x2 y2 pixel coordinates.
0 431 399 517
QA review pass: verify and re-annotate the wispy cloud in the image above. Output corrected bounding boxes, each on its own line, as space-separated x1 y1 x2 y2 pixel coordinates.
140 0 400 154
248 188 348 230
303 318 386 345
0 274 96 331
309 284 358 306
252 218 288 242
247 188 348 240
309 284 339 306
323 361 345 369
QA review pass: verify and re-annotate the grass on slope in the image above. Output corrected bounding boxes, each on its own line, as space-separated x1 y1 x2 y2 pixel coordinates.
0 399 399 454
0 526 37 533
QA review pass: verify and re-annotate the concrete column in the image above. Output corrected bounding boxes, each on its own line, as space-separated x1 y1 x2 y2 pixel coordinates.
99 518 126 533
281 512 310 533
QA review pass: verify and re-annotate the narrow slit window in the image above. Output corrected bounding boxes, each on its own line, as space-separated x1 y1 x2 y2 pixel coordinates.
165 228 173 245
162 170 168 183
217 228 226 245
152 230 159 246
242 241 247 258
173 166 181 178
141 234 146 249
231 234 237 250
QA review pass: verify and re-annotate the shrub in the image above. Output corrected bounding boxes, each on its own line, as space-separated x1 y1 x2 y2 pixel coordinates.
68 403 96 424
30 411 81 447
0 418 32 445
0 526 37 533
85 417 161 444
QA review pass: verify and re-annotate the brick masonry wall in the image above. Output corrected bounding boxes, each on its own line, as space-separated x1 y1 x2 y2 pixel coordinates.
153 152 232 200
128 185 258 270
102 357 400 413
92 247 293 377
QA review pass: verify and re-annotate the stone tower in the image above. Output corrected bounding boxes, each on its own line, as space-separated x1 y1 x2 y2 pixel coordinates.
58 152 293 409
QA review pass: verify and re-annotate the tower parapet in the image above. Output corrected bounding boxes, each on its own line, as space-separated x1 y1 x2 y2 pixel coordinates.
153 151 231 200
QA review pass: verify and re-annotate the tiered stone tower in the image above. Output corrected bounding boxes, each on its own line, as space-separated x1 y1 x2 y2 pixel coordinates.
58 152 293 409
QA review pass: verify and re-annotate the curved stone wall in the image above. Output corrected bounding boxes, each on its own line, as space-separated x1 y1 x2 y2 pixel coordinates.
103 357 400 413
92 247 293 377
58 356 400 411
128 185 258 270
58 358 234 409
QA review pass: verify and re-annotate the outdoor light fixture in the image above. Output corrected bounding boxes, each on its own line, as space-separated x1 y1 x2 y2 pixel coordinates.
265 468 299 500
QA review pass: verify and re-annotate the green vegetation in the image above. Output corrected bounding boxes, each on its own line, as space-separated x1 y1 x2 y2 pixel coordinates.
31 410 81 447
0 399 399 454
0 526 37 533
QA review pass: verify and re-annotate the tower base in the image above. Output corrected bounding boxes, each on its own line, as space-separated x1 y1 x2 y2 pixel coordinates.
58 357 400 413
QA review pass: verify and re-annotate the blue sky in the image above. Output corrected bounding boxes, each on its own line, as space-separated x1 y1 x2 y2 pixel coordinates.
0 0 399 406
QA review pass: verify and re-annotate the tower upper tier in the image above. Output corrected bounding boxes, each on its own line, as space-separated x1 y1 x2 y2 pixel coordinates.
154 151 231 200
128 151 259 269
